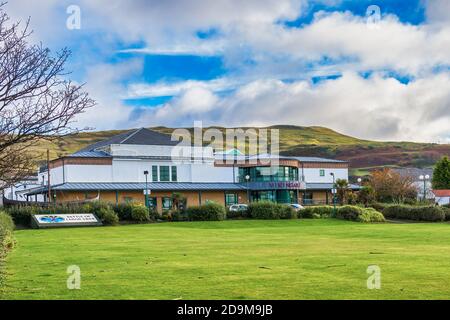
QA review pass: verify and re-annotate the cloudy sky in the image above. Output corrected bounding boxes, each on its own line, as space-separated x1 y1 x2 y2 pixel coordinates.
5 0 450 142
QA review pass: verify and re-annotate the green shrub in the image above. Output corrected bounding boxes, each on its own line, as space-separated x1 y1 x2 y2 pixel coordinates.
279 205 297 219
113 202 135 220
172 210 189 222
382 205 445 222
300 206 334 219
5 206 38 226
443 207 450 221
336 205 363 221
336 205 385 223
0 211 15 256
247 201 280 219
358 208 386 223
186 203 226 221
95 207 119 225
130 205 150 222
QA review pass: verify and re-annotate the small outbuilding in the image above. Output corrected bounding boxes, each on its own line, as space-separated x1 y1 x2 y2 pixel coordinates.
432 190 450 206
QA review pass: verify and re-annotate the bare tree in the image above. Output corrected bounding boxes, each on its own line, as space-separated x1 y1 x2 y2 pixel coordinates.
0 6 95 188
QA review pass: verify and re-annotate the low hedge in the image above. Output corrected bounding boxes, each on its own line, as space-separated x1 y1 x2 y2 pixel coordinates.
382 205 445 222
336 205 385 223
443 207 450 221
0 211 15 283
186 203 226 221
300 206 335 219
247 201 297 220
130 205 150 222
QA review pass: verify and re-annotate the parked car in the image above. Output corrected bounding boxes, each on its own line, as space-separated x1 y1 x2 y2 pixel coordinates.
290 204 305 211
229 204 248 212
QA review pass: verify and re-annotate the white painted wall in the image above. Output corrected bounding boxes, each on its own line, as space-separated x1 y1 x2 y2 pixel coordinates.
190 164 235 183
109 144 214 160
66 165 113 182
302 168 348 183
435 196 450 205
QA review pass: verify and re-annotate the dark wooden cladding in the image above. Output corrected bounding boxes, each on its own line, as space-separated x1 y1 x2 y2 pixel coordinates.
49 157 112 169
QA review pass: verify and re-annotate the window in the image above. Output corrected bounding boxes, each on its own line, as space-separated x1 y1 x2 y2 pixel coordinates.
320 169 325 177
152 165 158 182
147 197 157 209
171 166 177 182
159 166 170 182
123 196 134 202
225 192 238 206
162 197 172 210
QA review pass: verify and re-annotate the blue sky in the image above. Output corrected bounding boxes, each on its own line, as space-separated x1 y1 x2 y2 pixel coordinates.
5 0 450 143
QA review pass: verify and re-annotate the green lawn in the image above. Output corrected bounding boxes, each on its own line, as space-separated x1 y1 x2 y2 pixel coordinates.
2 219 450 300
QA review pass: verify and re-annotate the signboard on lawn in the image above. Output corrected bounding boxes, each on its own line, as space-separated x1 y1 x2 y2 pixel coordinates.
31 213 102 229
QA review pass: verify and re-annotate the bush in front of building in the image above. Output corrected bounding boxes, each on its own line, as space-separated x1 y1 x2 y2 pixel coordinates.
130 205 150 222
382 205 445 222
247 201 297 220
113 202 134 220
278 205 297 219
300 206 335 219
186 203 226 221
95 207 119 225
336 205 385 223
5 206 38 226
444 207 450 221
0 211 15 260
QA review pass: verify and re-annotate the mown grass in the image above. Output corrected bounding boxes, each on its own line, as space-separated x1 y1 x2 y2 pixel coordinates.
2 219 450 300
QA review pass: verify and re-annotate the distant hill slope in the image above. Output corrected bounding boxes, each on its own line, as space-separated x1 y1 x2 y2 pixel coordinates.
30 125 449 175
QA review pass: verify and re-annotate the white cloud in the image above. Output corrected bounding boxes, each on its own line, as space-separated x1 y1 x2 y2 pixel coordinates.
129 72 450 143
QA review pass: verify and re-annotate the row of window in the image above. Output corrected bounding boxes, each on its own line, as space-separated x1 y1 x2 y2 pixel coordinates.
151 165 177 182
239 166 299 182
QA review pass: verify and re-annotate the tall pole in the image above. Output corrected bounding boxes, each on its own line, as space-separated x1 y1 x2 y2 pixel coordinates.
423 179 426 202
245 174 250 204
330 172 336 217
144 170 149 207
47 149 51 203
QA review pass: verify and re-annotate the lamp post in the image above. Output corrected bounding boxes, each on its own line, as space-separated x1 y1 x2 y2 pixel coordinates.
330 172 336 216
357 177 362 186
419 174 430 201
144 170 149 207
245 174 251 203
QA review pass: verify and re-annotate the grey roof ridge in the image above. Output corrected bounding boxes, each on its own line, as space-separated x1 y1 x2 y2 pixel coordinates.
119 127 143 144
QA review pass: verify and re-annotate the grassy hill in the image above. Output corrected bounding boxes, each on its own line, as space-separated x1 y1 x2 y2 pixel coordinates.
30 125 450 175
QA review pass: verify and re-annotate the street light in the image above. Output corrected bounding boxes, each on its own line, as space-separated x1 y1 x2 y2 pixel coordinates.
419 174 430 201
330 172 336 217
357 177 362 185
245 174 251 203
144 170 149 207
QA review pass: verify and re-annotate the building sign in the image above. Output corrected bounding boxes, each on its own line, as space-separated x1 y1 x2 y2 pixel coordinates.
247 181 306 191
31 213 102 229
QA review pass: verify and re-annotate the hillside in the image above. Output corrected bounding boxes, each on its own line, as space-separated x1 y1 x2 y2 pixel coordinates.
30 125 450 175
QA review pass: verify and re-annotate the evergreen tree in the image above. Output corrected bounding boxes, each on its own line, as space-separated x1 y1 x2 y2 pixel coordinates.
432 156 450 189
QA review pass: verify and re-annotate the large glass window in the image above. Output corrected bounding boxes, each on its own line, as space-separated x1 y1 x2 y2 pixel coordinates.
152 165 158 182
239 166 298 182
171 166 177 182
225 192 238 206
159 166 170 182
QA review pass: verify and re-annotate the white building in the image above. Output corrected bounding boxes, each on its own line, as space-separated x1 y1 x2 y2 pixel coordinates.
26 128 357 210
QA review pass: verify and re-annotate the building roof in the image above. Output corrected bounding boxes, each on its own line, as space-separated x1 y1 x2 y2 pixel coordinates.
75 128 178 155
246 154 347 163
306 183 361 190
432 190 450 197
392 167 433 180
25 182 247 195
